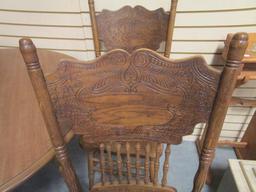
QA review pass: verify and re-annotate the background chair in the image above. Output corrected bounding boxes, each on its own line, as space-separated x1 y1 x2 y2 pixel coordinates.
19 32 247 192
0 49 80 192
88 0 178 57
87 0 178 180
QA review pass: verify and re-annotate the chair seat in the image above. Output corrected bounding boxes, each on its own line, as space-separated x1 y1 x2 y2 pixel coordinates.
91 183 176 192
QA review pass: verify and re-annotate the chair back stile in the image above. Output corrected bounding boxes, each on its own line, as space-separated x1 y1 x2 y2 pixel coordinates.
19 39 82 192
19 32 248 192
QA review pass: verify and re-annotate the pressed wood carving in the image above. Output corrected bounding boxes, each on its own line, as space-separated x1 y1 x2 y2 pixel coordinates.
19 33 248 192
46 49 220 145
96 6 169 53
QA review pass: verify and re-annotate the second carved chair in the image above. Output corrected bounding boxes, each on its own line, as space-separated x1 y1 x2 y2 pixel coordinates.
86 0 179 180
19 32 248 192
88 0 178 57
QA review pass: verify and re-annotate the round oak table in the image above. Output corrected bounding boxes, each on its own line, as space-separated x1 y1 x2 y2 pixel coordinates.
0 48 76 191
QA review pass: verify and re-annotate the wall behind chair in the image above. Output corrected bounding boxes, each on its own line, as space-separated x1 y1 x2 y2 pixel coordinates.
0 0 255 141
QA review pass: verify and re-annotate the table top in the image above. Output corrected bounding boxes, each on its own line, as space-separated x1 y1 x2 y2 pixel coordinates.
0 48 75 191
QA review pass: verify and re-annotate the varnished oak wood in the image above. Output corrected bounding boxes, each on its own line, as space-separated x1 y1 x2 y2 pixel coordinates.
88 0 178 56
19 39 82 192
0 48 75 192
88 0 100 57
96 6 169 53
217 140 247 148
223 33 256 64
197 33 255 170
164 0 178 57
87 0 178 182
192 33 248 192
90 184 176 192
47 50 220 143
20 33 247 191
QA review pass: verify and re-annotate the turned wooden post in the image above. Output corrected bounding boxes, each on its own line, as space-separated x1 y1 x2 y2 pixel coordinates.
99 143 105 185
144 143 150 184
19 38 82 192
162 144 171 187
116 143 122 184
153 143 162 185
164 0 178 58
125 142 131 184
192 32 248 192
135 142 141 184
106 143 114 184
88 0 101 57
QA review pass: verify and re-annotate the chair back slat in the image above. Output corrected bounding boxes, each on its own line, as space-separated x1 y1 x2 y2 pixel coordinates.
150 146 156 183
153 143 162 185
144 143 150 184
125 142 132 184
88 151 95 189
162 144 171 186
99 143 105 185
135 142 141 184
116 143 122 184
106 143 113 184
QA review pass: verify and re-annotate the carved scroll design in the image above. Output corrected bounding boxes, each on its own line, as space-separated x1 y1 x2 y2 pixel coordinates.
96 6 169 52
46 49 221 144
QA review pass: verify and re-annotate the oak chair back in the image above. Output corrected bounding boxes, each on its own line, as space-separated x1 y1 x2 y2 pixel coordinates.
88 0 178 57
19 32 248 192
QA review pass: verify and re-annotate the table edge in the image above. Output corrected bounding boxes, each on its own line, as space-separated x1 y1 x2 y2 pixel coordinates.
0 130 74 192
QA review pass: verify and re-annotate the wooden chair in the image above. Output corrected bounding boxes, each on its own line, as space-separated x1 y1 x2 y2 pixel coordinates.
19 32 248 192
87 0 178 178
88 0 178 57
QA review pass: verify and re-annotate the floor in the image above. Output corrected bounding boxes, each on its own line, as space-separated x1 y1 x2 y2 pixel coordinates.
14 137 236 192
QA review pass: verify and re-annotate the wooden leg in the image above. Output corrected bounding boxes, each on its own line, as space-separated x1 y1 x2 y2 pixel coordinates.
55 145 82 192
193 148 215 192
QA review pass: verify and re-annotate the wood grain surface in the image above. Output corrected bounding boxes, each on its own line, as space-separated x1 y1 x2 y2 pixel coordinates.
0 48 75 192
47 49 220 145
96 6 169 53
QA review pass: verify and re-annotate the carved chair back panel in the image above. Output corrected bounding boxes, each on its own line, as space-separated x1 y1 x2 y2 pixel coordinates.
46 49 221 144
96 6 169 52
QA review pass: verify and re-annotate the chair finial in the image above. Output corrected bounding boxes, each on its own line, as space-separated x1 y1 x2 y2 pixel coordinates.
226 32 248 67
19 38 40 70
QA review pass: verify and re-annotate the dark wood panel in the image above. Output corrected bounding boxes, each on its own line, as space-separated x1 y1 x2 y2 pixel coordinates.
96 6 169 52
46 49 220 144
